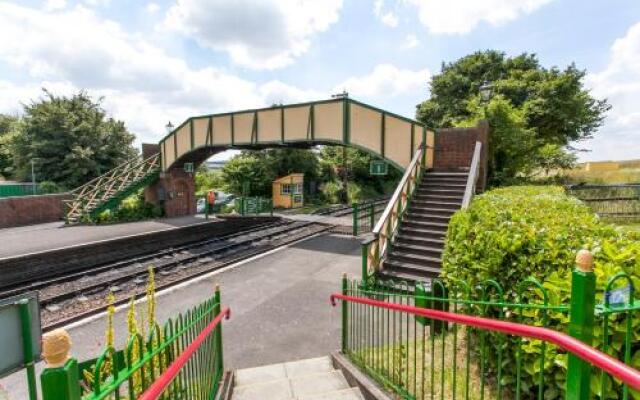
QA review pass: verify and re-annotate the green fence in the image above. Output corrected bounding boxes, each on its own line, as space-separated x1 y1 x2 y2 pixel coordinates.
235 196 273 216
339 260 639 399
567 184 640 222
352 200 386 236
41 287 226 400
0 183 40 197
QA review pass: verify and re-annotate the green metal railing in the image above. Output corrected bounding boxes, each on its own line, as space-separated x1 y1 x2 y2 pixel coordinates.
0 183 40 197
40 287 227 400
337 256 640 400
352 200 385 236
235 196 273 216
566 184 640 222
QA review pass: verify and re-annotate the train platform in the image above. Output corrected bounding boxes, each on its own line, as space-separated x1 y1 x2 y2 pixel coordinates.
0 233 361 400
0 215 215 258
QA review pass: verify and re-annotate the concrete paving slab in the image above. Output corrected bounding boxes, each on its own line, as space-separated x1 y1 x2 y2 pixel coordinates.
298 387 364 400
284 356 333 378
232 378 293 400
0 233 361 400
235 363 287 386
0 215 209 257
290 370 349 398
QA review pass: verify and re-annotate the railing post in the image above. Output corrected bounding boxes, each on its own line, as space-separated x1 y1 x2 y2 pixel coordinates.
341 273 348 353
214 285 224 373
40 329 81 400
566 249 596 400
18 300 38 400
352 202 359 236
361 241 369 283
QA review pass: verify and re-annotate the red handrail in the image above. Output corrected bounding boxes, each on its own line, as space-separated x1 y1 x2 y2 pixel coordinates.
138 307 231 400
330 293 640 391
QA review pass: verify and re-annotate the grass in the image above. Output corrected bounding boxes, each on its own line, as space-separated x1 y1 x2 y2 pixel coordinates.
560 168 640 185
351 328 502 400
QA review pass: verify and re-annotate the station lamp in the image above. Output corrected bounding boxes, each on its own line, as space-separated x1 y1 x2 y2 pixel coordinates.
165 121 174 134
479 80 493 103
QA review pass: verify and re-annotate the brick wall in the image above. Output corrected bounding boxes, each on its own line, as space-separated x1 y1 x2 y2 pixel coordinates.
0 193 71 228
433 120 489 190
145 167 196 218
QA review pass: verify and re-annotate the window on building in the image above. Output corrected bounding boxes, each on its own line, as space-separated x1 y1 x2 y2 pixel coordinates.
281 184 291 195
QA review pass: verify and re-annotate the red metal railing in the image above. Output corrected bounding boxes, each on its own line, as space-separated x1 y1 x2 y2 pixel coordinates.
138 307 231 400
330 293 640 391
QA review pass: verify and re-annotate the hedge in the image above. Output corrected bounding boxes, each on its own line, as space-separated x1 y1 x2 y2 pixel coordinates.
442 185 640 399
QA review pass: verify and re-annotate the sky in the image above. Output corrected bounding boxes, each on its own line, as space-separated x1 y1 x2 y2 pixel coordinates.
0 0 639 162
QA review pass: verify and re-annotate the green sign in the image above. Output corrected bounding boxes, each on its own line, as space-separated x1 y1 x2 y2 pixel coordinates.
370 160 388 176
184 162 194 173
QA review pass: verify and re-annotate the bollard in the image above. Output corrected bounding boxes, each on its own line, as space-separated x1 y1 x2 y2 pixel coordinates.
341 273 348 353
40 329 81 400
352 202 359 236
566 249 596 400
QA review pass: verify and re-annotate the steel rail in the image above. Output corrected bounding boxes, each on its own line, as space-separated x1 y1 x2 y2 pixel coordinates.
138 306 231 400
330 293 640 391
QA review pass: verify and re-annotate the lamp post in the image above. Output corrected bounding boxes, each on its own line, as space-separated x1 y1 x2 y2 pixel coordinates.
479 80 493 117
165 121 174 134
30 158 40 195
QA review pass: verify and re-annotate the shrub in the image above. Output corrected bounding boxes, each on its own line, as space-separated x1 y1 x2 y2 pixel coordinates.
95 193 162 224
38 180 62 194
442 185 640 398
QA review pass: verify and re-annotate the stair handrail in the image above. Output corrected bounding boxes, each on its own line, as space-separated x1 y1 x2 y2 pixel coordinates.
461 141 482 209
330 293 640 391
362 144 425 281
138 307 231 400
65 153 160 220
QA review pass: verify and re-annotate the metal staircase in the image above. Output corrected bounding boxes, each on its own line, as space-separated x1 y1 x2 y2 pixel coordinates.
64 153 160 224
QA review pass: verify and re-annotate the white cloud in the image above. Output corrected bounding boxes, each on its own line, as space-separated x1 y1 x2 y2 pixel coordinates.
44 0 66 11
146 2 160 13
403 34 419 49
373 0 398 27
580 22 640 161
405 0 553 35
0 3 331 144
334 64 429 98
164 0 343 70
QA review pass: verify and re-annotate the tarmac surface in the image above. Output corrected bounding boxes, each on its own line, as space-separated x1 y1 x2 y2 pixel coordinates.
0 215 212 258
0 233 361 400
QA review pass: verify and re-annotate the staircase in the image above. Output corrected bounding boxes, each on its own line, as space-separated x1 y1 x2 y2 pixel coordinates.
65 153 160 224
377 169 468 283
232 356 364 400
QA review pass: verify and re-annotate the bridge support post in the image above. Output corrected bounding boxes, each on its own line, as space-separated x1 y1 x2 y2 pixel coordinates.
566 250 596 400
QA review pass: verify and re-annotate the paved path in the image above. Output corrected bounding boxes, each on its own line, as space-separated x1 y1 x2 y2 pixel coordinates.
272 212 353 226
0 215 213 257
0 233 361 399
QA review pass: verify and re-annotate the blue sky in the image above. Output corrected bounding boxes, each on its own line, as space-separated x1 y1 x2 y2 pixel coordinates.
0 0 639 161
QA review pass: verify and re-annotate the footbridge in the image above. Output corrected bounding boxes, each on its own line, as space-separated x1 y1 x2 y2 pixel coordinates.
159 97 433 172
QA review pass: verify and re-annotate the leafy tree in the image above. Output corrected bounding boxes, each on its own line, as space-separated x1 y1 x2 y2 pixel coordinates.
11 90 137 189
220 154 271 196
417 50 610 184
0 114 19 179
194 165 225 196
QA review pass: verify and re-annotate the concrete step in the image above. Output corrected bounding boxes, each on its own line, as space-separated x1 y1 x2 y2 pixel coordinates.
388 250 442 267
403 220 449 231
417 188 465 197
411 194 463 202
399 226 446 240
380 259 441 280
395 234 445 248
410 200 461 210
404 212 452 223
393 242 443 258
232 356 364 400
408 206 457 216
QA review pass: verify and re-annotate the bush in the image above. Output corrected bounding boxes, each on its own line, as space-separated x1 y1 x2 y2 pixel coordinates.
442 185 640 398
38 180 62 194
95 193 162 224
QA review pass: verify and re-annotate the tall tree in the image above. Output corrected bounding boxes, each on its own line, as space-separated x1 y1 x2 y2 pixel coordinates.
0 114 19 179
417 50 610 184
11 90 137 189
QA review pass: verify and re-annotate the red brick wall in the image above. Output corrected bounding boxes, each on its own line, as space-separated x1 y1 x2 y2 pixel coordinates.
145 167 196 218
0 193 71 228
434 121 489 190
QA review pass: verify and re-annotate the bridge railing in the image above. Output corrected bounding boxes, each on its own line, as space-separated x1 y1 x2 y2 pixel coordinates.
40 287 229 400
360 144 426 283
333 250 640 400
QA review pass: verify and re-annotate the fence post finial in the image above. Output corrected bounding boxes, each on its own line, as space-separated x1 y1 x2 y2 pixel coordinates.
42 329 71 368
575 249 594 273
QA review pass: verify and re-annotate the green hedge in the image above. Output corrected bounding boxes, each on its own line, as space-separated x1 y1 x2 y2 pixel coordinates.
442 185 640 399
95 194 163 224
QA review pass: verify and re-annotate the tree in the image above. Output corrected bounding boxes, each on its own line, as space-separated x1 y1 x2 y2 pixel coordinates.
220 154 271 196
417 50 610 184
0 114 19 179
11 90 137 189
